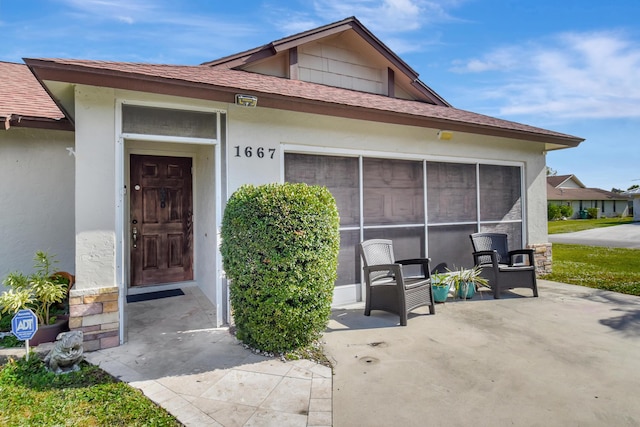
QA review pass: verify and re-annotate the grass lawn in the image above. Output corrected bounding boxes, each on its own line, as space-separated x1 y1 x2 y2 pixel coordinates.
542 243 640 296
0 355 181 426
548 217 633 234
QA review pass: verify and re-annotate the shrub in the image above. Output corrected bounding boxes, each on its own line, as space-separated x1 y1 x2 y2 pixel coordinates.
559 205 573 218
548 204 561 220
587 207 599 219
220 183 340 353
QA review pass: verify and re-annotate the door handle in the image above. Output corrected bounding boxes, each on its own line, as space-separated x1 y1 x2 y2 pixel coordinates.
132 227 138 249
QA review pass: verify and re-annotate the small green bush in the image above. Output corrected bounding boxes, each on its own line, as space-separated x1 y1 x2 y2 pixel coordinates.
587 207 599 219
548 204 561 220
559 205 573 218
220 183 340 353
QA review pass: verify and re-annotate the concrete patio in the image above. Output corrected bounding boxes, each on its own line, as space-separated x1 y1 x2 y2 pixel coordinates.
323 280 640 426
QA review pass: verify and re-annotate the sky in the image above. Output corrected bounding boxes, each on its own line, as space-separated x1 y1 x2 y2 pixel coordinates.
1 0 639 191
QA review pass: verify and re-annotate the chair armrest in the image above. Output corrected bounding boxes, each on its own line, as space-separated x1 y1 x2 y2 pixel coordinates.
396 258 431 275
364 264 401 273
508 249 535 266
363 264 403 285
396 258 431 265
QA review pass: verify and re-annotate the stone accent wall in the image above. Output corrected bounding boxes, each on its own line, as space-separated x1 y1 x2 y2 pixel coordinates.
528 242 552 276
68 286 119 351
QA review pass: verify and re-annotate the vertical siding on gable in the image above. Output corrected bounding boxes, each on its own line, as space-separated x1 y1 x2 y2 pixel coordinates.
298 41 385 94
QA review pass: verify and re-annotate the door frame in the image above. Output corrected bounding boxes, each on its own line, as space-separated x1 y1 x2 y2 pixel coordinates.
115 99 225 345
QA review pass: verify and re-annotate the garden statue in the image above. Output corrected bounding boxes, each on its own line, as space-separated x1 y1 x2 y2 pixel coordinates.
44 331 84 374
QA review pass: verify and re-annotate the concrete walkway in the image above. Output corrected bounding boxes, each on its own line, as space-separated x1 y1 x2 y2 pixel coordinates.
549 222 640 248
85 287 332 427
323 280 640 426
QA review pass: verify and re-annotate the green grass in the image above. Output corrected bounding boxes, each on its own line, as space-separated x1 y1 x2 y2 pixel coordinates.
542 244 640 296
548 217 633 234
0 355 181 426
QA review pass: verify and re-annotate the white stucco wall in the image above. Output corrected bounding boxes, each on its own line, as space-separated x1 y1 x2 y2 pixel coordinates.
74 85 117 290
0 128 75 281
225 104 549 246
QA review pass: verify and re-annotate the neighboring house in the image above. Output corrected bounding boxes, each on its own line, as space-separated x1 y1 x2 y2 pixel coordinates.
3 17 584 351
0 61 75 277
547 174 630 218
622 187 640 221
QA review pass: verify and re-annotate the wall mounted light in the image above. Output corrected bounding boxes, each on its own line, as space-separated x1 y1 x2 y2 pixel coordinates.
235 94 258 107
437 130 453 141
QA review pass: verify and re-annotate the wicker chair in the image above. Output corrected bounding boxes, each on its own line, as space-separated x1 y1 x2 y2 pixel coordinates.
359 239 435 326
469 233 538 299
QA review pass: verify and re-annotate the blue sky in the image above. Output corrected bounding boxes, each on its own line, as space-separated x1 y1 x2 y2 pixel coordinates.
2 0 639 191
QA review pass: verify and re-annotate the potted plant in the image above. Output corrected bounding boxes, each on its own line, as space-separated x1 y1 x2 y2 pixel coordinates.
431 272 451 303
442 266 489 299
0 251 72 345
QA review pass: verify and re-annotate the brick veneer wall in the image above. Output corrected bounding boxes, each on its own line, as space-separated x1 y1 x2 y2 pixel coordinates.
68 286 119 351
528 242 552 276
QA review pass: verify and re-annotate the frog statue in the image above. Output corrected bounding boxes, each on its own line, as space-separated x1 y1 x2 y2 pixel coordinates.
44 331 84 374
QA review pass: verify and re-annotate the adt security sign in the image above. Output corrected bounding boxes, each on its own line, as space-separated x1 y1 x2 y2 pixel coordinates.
12 309 38 341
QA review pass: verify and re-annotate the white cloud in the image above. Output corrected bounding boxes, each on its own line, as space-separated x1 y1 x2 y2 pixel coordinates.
310 0 460 33
57 0 156 23
453 31 640 120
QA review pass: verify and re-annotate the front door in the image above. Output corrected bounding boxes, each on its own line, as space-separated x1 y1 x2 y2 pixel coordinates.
130 154 193 287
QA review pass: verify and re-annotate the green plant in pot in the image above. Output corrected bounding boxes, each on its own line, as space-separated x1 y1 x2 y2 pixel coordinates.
431 273 451 302
0 251 70 339
442 266 489 299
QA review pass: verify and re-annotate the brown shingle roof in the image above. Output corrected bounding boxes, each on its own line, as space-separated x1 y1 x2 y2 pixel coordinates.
0 61 68 129
547 174 574 188
25 58 583 146
547 183 629 201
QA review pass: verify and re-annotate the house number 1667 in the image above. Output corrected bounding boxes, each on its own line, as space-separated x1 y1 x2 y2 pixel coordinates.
233 146 276 159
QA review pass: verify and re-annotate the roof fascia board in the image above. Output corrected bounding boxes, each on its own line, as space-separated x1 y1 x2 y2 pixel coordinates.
203 46 277 69
28 61 581 148
271 23 353 53
569 175 586 188
9 115 73 131
411 80 451 107
24 63 76 128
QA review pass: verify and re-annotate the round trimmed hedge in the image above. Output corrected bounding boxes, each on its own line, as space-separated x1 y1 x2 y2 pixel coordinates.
220 183 340 352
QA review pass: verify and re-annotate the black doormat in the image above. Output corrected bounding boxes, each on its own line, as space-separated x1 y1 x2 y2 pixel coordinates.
127 288 184 303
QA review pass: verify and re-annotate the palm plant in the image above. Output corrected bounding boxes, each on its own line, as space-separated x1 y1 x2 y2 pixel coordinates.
442 265 489 299
0 251 68 325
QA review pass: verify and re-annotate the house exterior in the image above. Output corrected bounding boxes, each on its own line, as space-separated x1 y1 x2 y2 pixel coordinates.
0 61 75 277
3 17 583 351
547 175 630 218
622 187 640 221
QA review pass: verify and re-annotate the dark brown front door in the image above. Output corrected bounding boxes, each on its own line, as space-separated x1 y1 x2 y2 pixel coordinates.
130 155 193 287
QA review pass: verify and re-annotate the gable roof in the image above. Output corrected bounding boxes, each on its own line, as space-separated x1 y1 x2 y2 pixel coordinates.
547 174 585 188
26 58 583 148
547 184 630 202
202 16 450 107
547 176 629 201
0 61 72 131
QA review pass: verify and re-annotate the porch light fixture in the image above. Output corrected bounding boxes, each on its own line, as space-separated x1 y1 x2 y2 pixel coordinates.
235 94 258 107
437 130 453 141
